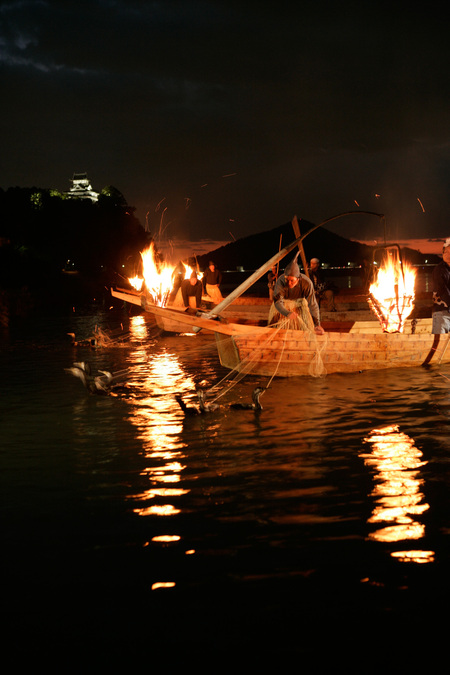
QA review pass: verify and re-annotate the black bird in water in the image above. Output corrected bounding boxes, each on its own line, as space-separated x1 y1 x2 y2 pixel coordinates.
175 393 203 416
65 361 129 395
229 386 265 411
196 387 221 413
177 386 265 415
176 387 220 415
196 386 265 412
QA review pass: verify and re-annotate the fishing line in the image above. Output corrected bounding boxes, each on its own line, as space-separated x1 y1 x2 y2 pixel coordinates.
265 325 288 388
268 298 328 377
207 325 286 402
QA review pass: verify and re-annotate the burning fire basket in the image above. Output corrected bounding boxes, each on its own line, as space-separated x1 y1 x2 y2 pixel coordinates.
367 244 416 333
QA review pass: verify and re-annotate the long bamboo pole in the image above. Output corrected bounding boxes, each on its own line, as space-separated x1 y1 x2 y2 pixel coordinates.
276 234 282 276
202 210 384 319
291 215 310 278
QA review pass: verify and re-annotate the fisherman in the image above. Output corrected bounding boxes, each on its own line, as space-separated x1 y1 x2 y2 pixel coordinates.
269 256 325 334
168 261 186 304
432 238 450 333
181 271 203 310
308 257 336 311
267 265 278 300
203 260 223 303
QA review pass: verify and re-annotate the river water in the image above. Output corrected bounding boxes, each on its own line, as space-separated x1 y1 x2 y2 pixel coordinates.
2 302 450 669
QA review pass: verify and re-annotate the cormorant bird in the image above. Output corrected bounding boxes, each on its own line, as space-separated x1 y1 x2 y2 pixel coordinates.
175 394 203 415
229 386 265 411
65 361 129 395
196 387 221 413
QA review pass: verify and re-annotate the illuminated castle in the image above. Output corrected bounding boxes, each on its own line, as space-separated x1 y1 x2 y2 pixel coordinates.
66 172 99 202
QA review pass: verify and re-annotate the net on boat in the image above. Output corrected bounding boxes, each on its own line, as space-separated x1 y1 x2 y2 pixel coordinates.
268 298 327 377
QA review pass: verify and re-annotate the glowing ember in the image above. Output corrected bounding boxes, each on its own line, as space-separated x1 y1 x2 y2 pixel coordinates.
368 254 416 332
128 243 199 306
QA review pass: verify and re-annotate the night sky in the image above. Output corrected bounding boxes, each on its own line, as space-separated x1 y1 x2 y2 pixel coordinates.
2 1 450 245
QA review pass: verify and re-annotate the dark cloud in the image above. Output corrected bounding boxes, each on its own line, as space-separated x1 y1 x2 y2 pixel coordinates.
1 0 450 244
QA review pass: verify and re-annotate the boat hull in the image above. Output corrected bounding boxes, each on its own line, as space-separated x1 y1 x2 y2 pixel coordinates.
215 324 450 377
110 289 449 377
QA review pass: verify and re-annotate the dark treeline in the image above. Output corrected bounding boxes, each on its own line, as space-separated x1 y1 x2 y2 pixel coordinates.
0 185 150 316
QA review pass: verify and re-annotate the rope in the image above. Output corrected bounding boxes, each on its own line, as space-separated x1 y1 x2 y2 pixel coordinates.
207 324 287 403
205 303 328 405
150 298 329 405
266 326 288 388
268 299 328 377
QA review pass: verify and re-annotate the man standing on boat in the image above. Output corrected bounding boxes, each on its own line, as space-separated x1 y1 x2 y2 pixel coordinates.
432 238 450 333
203 261 223 303
269 256 325 334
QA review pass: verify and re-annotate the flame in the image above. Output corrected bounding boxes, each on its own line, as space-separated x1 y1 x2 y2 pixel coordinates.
141 243 174 305
128 275 143 292
128 243 199 306
368 253 416 332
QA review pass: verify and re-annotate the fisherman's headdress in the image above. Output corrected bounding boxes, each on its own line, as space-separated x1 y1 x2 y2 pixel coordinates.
284 252 300 277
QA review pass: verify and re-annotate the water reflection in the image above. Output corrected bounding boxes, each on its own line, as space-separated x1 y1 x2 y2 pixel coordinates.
361 424 434 563
128 314 148 343
125 317 196 586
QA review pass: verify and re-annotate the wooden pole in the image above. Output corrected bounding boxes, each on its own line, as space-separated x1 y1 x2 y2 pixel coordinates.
291 215 310 278
276 234 282 275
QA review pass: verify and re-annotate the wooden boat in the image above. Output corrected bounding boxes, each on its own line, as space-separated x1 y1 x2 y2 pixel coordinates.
110 291 450 376
111 213 446 377
112 282 389 329
112 285 431 331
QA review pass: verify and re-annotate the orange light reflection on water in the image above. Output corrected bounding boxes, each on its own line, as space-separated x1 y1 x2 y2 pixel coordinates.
361 424 435 563
126 317 197 588
128 314 148 342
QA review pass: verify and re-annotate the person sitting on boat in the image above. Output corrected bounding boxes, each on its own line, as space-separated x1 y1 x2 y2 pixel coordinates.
268 256 325 334
432 238 450 333
267 265 278 301
308 258 337 311
181 271 203 310
203 261 223 303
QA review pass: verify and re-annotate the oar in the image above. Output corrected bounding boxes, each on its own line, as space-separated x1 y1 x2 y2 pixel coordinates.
202 210 384 320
